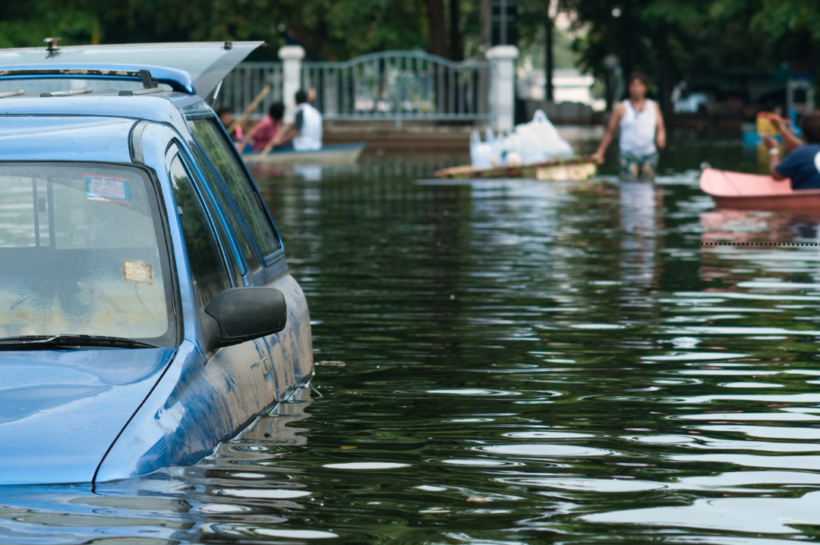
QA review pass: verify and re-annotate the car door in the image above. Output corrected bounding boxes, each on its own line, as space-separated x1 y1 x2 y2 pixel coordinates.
165 146 278 424
184 118 311 395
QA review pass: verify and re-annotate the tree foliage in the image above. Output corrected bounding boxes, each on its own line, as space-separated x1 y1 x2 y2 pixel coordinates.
1 0 819 75
560 0 818 80
0 0 461 61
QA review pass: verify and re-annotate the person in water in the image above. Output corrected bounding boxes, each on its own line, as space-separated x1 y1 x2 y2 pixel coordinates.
271 89 323 151
240 102 285 153
762 111 820 190
591 72 666 179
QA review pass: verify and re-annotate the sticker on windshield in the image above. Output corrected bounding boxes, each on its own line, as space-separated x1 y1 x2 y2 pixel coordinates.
86 176 132 203
122 260 153 285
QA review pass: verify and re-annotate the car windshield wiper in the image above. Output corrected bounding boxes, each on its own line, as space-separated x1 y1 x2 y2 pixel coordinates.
0 334 159 349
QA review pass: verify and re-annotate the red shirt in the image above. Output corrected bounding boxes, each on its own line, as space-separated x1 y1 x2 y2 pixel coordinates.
249 116 281 152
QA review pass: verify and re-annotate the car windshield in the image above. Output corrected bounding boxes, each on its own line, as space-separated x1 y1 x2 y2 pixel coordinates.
0 163 175 347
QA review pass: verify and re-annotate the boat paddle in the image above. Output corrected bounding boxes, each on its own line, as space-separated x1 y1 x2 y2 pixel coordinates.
227 85 271 136
258 130 281 158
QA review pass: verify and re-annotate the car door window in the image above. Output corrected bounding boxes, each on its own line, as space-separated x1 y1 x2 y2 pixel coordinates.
168 155 231 320
189 145 261 273
179 150 245 283
187 118 281 258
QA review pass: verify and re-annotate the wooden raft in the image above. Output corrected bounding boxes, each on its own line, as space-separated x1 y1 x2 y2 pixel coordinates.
433 156 598 181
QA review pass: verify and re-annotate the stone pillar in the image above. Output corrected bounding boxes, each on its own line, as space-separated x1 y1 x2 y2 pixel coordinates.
487 45 519 131
279 45 305 123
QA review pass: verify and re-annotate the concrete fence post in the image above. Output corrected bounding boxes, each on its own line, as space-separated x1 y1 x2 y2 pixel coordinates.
279 45 305 123
486 45 519 131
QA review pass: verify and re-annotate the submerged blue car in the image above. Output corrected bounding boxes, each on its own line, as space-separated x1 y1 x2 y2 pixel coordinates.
0 42 312 485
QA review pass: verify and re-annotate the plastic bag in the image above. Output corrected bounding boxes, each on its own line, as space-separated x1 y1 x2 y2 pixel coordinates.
470 129 495 169
517 123 544 164
515 110 574 163
491 129 509 166
501 131 521 166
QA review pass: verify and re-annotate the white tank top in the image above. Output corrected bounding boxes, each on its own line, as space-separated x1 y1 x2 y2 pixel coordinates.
293 103 323 151
619 99 657 156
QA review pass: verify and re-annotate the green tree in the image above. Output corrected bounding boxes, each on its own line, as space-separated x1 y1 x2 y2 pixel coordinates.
0 1 98 48
0 0 477 61
558 0 819 112
749 0 820 42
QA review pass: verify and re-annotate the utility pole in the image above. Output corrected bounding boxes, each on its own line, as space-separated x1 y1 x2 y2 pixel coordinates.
545 18 554 102
499 0 508 44
603 54 620 112
480 0 492 54
491 0 517 46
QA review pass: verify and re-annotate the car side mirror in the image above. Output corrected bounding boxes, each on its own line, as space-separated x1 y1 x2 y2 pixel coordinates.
204 288 287 347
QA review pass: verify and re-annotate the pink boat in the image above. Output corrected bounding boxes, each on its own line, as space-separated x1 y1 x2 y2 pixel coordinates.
700 167 820 211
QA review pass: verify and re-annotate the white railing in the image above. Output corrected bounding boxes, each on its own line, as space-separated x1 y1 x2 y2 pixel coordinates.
217 47 518 130
215 62 283 120
302 51 491 127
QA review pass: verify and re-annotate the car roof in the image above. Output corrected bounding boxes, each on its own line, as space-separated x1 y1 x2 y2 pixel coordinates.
0 90 208 119
0 115 136 163
0 91 215 152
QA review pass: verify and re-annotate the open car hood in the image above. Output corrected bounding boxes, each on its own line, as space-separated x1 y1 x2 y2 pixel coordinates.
0 42 263 98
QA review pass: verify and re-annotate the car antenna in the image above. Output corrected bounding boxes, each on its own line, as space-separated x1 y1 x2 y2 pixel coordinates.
44 37 61 57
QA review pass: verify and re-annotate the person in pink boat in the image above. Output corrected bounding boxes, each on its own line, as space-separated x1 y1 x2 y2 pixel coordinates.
762 111 820 190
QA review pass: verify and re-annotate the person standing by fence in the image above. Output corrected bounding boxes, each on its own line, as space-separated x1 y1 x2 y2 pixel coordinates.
591 72 666 180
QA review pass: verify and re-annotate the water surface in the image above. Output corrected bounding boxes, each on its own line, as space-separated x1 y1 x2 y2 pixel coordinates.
6 136 820 544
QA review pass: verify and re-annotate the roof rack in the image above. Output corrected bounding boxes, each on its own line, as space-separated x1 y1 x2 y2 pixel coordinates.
0 89 24 99
0 66 194 94
0 67 168 98
41 86 92 97
118 69 163 96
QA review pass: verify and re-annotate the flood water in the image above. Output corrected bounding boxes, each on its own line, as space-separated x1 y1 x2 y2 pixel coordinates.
7 135 820 544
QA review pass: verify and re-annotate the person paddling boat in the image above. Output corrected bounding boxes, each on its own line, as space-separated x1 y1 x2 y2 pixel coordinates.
591 72 666 180
239 102 285 153
761 111 820 190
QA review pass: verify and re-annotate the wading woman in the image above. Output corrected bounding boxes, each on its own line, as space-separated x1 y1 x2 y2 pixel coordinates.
591 72 666 180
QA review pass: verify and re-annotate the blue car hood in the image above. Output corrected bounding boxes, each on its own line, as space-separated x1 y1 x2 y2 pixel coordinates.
0 348 174 485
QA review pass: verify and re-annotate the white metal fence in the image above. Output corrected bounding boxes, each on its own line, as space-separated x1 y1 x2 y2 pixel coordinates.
303 51 491 127
217 52 492 126
215 62 283 120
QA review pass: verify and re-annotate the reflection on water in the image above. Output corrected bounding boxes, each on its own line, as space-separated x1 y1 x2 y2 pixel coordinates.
702 208 820 244
10 139 820 543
